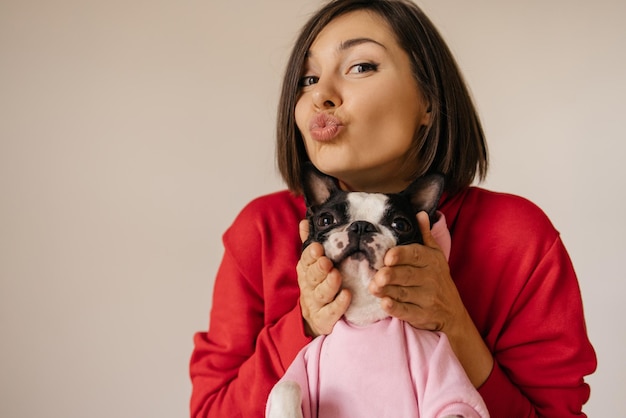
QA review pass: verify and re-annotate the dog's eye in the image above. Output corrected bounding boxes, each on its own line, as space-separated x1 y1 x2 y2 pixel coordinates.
391 217 412 233
317 213 337 228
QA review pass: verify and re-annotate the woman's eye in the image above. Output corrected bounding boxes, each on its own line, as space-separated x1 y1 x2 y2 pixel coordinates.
317 213 336 228
299 75 319 87
349 63 379 74
391 217 412 233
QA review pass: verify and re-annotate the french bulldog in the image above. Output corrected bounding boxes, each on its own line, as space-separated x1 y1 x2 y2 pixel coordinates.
301 164 445 327
265 164 489 418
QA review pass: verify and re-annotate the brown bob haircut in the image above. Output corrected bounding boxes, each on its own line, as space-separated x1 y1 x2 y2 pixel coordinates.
276 0 488 195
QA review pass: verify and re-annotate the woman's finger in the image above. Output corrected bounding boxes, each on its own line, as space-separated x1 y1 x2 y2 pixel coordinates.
384 242 432 268
299 219 310 243
371 265 425 290
379 297 440 331
416 211 440 249
322 288 351 320
312 268 342 304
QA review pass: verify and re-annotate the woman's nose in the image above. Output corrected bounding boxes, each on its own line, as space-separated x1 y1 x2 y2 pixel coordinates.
312 78 342 109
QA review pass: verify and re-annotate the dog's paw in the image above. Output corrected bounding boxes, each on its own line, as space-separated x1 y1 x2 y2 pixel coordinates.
266 380 304 418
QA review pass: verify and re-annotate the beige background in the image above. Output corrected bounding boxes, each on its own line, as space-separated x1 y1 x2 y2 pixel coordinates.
1 0 624 416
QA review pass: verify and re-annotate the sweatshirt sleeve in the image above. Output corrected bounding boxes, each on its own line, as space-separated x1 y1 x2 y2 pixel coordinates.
447 190 597 417
477 235 596 417
189 194 311 418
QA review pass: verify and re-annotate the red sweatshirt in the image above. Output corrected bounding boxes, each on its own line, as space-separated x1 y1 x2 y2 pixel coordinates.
189 186 597 417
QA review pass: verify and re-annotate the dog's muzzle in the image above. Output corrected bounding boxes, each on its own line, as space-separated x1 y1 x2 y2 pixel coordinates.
330 221 386 266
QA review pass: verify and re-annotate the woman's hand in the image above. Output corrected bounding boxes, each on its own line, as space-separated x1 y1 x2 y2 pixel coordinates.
368 211 463 333
297 220 351 338
369 211 493 387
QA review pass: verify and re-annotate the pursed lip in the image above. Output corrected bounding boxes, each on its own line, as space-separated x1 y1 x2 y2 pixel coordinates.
309 112 344 141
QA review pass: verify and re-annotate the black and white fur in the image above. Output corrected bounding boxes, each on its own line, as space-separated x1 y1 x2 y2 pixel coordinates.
302 164 445 326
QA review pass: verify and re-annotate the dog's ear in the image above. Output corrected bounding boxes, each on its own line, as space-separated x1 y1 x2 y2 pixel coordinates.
301 163 340 207
401 174 445 223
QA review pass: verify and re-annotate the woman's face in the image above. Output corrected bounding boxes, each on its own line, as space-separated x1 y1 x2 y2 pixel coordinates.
295 10 430 193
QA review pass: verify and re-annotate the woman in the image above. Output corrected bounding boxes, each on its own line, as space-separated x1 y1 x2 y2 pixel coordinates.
190 0 597 416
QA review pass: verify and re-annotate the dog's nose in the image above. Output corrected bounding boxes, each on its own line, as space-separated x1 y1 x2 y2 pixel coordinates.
348 221 377 236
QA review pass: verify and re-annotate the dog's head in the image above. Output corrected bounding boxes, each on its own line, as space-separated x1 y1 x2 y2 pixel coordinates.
301 164 444 325
302 164 444 270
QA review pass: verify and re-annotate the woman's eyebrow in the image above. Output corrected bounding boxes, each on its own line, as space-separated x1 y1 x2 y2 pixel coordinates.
304 37 386 59
338 37 387 51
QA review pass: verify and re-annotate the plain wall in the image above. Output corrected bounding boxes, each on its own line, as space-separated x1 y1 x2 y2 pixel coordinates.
1 0 624 416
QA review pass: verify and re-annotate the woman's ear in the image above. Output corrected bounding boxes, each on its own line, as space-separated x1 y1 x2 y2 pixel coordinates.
419 102 432 126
